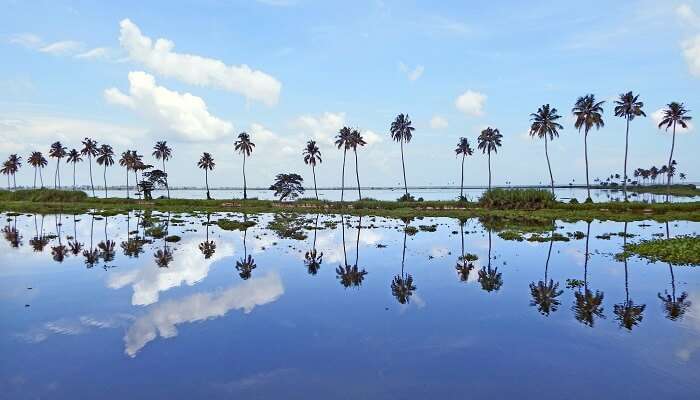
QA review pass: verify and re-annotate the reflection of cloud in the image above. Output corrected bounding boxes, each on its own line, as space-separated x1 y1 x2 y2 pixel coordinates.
107 239 234 306
124 272 284 357
16 315 131 343
677 291 700 362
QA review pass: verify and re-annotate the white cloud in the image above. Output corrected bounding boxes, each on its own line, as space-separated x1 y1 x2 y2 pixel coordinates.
430 115 448 129
124 272 284 357
250 122 299 155
8 33 42 48
362 129 383 146
455 90 486 117
292 112 346 145
0 113 147 152
119 19 281 106
398 62 424 81
681 34 700 77
39 40 83 55
76 47 112 60
651 108 694 133
104 71 233 141
677 4 700 27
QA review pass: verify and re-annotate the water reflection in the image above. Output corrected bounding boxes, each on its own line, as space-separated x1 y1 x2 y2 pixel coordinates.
455 218 475 282
336 215 368 288
68 214 83 256
613 222 646 330
198 213 216 259
2 213 21 247
29 214 49 252
391 219 416 304
478 229 502 292
572 221 606 327
303 214 323 275
658 222 692 321
529 223 563 316
235 218 256 280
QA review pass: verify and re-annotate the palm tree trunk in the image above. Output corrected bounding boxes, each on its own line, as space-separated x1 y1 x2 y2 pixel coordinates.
460 154 465 199
584 132 591 201
312 164 318 200
584 221 591 290
205 169 210 200
103 165 108 198
341 215 347 266
88 156 95 197
354 149 361 200
13 173 17 190
340 149 346 202
54 159 59 189
72 162 76 191
487 151 492 191
163 159 170 199
355 216 361 265
545 135 554 195
400 139 408 196
33 167 37 189
666 122 676 203
39 167 43 188
242 155 247 200
545 226 554 281
57 159 61 189
125 168 130 199
623 117 630 202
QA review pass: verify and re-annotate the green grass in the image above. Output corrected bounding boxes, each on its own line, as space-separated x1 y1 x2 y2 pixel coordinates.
478 188 555 209
0 188 88 202
627 184 699 197
618 236 700 266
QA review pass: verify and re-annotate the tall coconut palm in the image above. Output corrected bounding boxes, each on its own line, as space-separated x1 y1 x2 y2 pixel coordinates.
234 132 255 200
303 140 322 200
335 127 353 202
530 104 563 195
118 151 133 199
28 151 48 189
0 161 10 190
152 141 172 199
572 94 605 202
454 137 474 200
389 113 415 198
348 129 366 200
614 92 646 202
96 144 114 198
477 127 503 191
66 149 82 191
197 152 215 200
48 141 67 189
80 138 98 196
7 154 22 190
657 102 692 202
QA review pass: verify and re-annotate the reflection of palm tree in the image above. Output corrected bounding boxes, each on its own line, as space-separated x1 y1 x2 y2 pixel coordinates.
154 212 172 268
30 214 49 252
82 214 99 268
2 214 22 248
121 211 146 258
236 224 256 279
573 221 605 327
478 229 502 292
51 214 68 262
304 214 323 275
198 213 217 259
68 214 83 255
658 222 691 320
613 222 646 330
391 222 416 303
336 215 367 288
98 216 116 267
529 223 563 315
455 218 474 282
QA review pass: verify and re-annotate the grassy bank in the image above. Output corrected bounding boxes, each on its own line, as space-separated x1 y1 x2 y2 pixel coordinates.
2 189 700 222
626 184 700 197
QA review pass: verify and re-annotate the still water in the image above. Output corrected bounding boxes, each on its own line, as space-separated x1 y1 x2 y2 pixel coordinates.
93 186 696 203
1 212 699 399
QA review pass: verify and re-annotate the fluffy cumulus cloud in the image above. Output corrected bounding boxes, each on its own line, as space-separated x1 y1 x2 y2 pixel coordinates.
398 62 424 81
651 108 694 133
430 115 448 129
677 4 700 27
104 71 233 141
124 272 284 357
292 112 346 145
455 90 486 117
681 35 700 77
119 19 281 106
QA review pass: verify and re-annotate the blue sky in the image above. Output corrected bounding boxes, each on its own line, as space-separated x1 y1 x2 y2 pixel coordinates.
1 0 699 188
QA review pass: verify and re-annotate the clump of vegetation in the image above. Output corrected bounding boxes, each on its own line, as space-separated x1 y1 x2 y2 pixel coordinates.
397 193 418 202
267 213 310 240
216 218 256 231
418 224 437 232
0 188 88 202
568 231 586 240
269 173 304 201
498 230 524 241
569 198 579 204
618 236 700 266
459 253 479 262
145 225 166 239
478 215 553 234
478 188 555 209
404 225 418 236
164 235 181 243
566 279 585 289
527 232 570 242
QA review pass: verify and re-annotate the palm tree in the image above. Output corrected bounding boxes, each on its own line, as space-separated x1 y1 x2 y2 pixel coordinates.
7 154 22 190
572 222 605 327
96 144 114 198
66 149 82 191
455 218 476 282
197 152 215 200
199 213 216 259
28 151 48 189
80 138 99 196
389 113 415 198
234 132 255 200
572 94 605 202
303 140 322 200
152 141 172 199
348 129 366 200
391 220 416 303
48 141 67 189
529 223 563 316
657 102 692 202
478 229 503 292
613 92 646 202
236 225 256 279
68 214 83 256
0 161 10 190
658 222 692 321
477 127 503 191
98 216 116 265
304 214 323 275
118 151 133 199
530 104 563 195
335 127 353 202
454 137 473 200
51 214 67 263
614 222 646 330
336 215 367 287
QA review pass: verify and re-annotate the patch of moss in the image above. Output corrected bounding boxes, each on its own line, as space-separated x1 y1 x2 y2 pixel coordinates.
618 236 700 266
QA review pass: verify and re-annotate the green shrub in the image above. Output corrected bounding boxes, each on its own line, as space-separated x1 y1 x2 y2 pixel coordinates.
478 188 555 209
0 188 88 202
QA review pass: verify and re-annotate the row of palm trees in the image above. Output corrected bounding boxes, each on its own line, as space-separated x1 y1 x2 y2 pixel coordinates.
1 98 692 203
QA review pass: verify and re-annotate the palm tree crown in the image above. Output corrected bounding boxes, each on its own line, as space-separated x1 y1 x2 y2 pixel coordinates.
389 113 414 143
614 92 646 120
234 132 255 156
28 151 48 168
657 102 692 130
530 104 563 140
477 127 502 154
455 137 473 157
96 145 115 167
303 140 322 166
572 94 605 134
67 149 82 165
198 152 215 170
152 141 172 161
335 127 353 150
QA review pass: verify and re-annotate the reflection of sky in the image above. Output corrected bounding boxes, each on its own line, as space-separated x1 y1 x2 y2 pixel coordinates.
2 213 700 398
